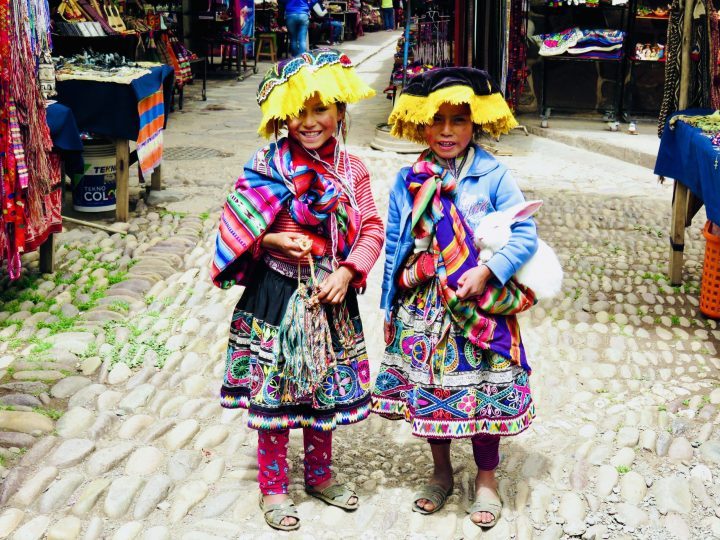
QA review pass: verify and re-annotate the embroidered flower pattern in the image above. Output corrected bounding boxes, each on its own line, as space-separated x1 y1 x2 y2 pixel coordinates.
457 394 477 414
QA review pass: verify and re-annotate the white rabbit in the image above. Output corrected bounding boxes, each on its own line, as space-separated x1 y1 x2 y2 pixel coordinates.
473 200 563 299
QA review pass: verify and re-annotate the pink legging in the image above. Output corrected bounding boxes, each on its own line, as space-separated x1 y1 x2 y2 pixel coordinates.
428 434 500 471
257 428 333 495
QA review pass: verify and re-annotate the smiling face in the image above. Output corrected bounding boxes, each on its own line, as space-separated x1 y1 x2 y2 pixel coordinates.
286 94 344 150
423 102 474 160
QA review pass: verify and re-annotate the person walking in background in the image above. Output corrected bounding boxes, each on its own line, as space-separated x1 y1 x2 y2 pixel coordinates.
371 67 538 531
393 0 403 29
381 0 394 30
280 0 311 55
211 50 383 531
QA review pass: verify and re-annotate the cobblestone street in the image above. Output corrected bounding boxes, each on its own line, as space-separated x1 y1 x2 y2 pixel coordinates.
1 34 719 540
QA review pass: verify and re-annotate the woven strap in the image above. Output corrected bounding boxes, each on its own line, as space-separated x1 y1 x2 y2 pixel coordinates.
262 500 299 524
413 484 451 508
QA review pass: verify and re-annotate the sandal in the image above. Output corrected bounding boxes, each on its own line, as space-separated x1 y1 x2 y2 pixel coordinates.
468 489 502 529
259 494 300 531
412 483 453 515
306 483 359 511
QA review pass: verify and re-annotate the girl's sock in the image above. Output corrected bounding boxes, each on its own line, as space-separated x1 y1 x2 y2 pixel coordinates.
258 429 290 495
303 427 333 487
471 434 500 471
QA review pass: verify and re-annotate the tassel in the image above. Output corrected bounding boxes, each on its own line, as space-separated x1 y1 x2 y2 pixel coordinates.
274 255 336 400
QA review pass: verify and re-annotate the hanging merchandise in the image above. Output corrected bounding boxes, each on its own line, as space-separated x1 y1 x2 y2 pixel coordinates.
505 0 530 111
1 0 61 279
155 31 195 87
659 0 720 136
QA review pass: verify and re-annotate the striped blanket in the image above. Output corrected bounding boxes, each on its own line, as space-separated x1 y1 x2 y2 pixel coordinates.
136 88 164 177
405 159 536 367
212 137 360 288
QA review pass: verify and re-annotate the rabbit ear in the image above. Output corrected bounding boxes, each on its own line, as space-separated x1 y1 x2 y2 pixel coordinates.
510 200 543 223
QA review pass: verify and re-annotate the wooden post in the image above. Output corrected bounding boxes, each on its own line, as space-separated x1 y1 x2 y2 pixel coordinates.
668 0 697 284
151 164 162 191
39 234 55 274
115 138 130 222
670 182 690 285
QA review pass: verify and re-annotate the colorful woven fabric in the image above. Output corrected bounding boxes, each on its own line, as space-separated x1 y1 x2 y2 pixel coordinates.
389 67 518 143
1 0 56 279
404 157 536 367
221 270 372 432
136 87 164 178
256 48 375 138
212 137 361 288
371 278 535 439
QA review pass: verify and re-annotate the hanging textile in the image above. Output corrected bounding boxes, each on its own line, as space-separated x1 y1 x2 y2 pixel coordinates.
659 0 720 137
506 0 529 111
0 0 60 279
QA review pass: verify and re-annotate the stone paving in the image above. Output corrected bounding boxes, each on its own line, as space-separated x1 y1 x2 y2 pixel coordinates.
0 33 719 540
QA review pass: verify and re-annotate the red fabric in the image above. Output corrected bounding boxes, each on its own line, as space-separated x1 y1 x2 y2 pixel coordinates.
264 137 384 288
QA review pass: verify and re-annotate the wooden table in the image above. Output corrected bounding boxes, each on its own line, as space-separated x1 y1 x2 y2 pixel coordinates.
655 109 720 284
54 65 174 222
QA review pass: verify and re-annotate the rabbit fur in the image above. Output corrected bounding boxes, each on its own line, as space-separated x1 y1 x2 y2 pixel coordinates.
473 200 563 299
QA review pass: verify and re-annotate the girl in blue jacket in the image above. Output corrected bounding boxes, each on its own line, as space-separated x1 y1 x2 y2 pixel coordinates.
371 67 538 530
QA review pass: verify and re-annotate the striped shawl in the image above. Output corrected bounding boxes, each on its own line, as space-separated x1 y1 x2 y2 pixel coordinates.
406 158 536 369
211 137 360 288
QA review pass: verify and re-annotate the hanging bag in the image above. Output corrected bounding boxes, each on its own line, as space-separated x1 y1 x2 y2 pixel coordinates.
275 253 337 400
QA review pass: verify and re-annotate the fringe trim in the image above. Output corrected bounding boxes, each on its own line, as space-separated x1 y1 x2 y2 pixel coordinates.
258 63 375 138
389 88 518 143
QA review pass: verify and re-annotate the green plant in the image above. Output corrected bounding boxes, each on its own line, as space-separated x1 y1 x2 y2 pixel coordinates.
33 407 63 421
108 300 130 314
199 212 210 221
30 341 53 354
108 271 128 285
670 316 680 326
37 314 80 334
616 465 630 474
658 404 666 411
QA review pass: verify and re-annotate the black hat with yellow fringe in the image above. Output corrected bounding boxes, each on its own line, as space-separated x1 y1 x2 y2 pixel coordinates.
256 48 375 138
389 67 518 143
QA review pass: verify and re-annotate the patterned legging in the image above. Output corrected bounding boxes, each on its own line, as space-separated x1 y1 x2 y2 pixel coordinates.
257 428 333 495
428 434 500 471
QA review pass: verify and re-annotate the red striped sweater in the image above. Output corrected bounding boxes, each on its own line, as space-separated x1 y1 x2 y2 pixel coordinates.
263 138 384 288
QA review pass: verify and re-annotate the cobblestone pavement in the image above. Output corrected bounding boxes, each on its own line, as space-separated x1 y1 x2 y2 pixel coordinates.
0 35 718 540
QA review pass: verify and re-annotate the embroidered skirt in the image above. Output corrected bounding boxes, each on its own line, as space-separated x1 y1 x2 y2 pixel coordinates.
371 280 534 439
221 263 372 432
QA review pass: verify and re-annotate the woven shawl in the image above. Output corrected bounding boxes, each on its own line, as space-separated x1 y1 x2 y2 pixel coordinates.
211 137 360 288
405 157 535 369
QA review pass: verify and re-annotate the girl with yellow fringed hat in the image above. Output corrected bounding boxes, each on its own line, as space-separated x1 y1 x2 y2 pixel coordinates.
371 67 539 530
210 49 384 531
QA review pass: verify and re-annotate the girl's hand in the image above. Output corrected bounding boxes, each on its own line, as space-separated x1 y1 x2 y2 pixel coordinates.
316 266 354 304
456 264 492 300
261 232 312 259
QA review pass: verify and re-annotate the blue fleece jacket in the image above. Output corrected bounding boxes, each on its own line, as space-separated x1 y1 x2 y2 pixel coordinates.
380 143 538 315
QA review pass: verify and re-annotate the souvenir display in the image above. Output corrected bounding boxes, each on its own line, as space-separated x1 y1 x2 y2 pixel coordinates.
1 0 62 278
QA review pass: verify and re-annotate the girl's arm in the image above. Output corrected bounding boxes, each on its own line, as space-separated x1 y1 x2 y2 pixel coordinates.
380 172 403 310
339 156 385 288
485 170 538 286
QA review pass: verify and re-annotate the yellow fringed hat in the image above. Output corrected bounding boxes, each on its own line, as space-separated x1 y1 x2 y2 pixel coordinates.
256 48 375 138
389 67 518 143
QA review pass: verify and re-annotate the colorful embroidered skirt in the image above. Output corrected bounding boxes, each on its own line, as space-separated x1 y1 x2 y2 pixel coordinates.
222 263 372 432
371 280 534 439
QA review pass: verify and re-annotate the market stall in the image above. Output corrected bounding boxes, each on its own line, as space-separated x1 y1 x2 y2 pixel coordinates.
1 0 63 279
653 0 720 285
54 59 175 221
